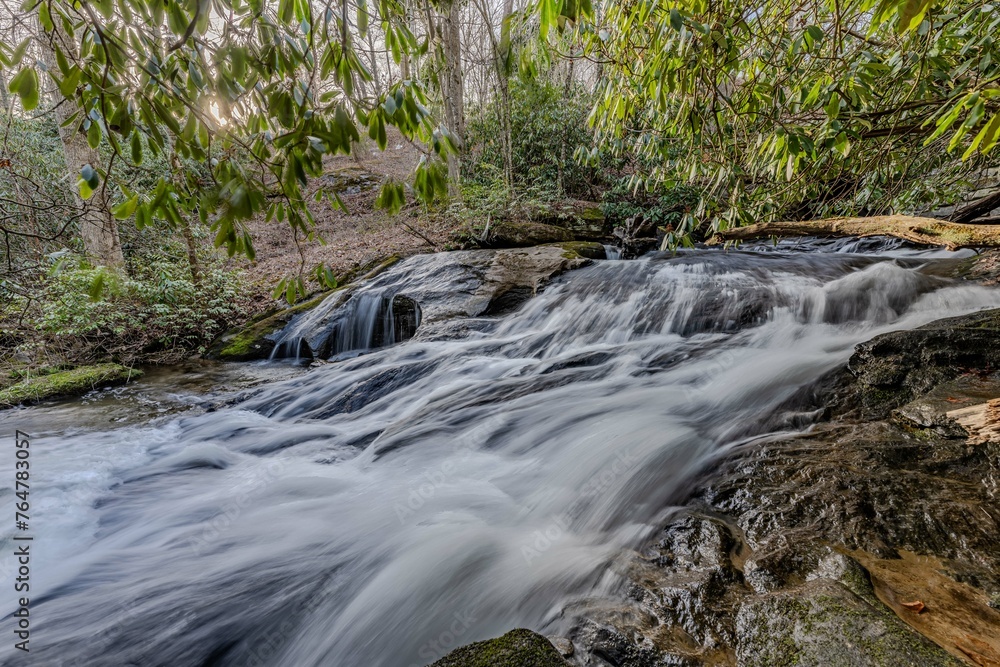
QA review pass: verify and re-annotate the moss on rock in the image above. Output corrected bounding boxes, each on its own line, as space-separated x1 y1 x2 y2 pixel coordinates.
208 288 339 361
556 241 607 260
429 629 569 667
485 220 576 247
736 580 961 667
207 254 404 362
0 363 143 408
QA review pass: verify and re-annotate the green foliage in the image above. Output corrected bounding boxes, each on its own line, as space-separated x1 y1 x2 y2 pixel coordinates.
36 252 250 363
466 78 598 199
537 0 1000 235
4 0 452 263
602 180 702 245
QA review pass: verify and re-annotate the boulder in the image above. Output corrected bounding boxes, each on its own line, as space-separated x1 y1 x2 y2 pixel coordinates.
429 629 569 667
206 255 403 361
524 199 608 241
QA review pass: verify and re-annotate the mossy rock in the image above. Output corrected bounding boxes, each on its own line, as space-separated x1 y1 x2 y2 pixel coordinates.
483 220 576 247
207 289 339 361
526 200 609 241
429 629 569 667
556 241 607 260
207 255 403 362
736 579 961 667
0 363 143 408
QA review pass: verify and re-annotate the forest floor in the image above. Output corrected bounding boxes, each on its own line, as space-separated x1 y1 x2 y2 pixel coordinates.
238 132 466 298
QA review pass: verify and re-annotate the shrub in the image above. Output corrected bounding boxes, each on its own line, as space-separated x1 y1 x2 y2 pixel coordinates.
602 180 703 246
465 78 600 200
35 250 252 364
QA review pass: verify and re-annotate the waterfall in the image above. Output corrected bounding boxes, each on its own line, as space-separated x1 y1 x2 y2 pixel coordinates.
1 241 995 667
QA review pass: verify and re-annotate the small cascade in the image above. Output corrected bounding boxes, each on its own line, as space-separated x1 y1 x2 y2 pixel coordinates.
603 244 624 260
269 291 421 361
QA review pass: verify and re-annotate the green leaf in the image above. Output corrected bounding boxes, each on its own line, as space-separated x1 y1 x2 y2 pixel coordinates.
669 8 682 31
88 271 106 301
980 113 1000 153
375 180 406 214
897 0 933 33
8 39 31 68
112 195 139 219
87 121 102 149
81 164 100 189
78 178 94 200
8 68 39 111
131 132 143 164
38 2 53 31
57 67 82 98
824 92 840 120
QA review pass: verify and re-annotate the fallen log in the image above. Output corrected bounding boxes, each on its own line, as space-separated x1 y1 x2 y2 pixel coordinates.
707 215 1000 250
947 399 1000 445
951 188 1000 224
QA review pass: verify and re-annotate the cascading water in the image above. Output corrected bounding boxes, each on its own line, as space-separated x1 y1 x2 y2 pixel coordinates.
270 289 423 361
2 241 998 667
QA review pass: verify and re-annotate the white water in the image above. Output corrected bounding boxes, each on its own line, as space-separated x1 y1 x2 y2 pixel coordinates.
1 244 997 667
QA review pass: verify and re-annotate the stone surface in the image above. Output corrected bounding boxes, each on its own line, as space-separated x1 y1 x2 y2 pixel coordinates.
429 629 569 667
206 255 403 361
558 306 1000 666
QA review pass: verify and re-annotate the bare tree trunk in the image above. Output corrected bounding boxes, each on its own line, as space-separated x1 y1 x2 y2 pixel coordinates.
0 70 9 109
36 24 125 269
179 218 202 286
470 0 512 192
366 28 381 98
170 153 202 286
400 0 411 80
557 59 575 196
440 0 465 191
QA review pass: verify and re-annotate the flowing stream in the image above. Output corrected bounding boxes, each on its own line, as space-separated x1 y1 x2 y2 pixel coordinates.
2 241 999 667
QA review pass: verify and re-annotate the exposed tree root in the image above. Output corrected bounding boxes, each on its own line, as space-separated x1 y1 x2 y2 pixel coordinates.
707 215 1000 250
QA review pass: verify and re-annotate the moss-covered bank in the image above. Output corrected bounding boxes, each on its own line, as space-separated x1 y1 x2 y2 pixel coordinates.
0 363 143 408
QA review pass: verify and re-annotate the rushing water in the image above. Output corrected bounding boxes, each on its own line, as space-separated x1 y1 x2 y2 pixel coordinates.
2 241 998 667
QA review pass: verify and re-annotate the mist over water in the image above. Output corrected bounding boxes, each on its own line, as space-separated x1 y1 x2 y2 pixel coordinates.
2 242 998 667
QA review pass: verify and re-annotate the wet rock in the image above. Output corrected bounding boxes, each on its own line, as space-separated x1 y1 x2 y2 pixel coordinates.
411 245 597 325
206 255 403 361
563 305 1000 665
428 628 569 667
478 220 575 247
736 579 959 666
892 373 1000 435
844 307 1000 416
547 637 574 657
205 291 332 361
